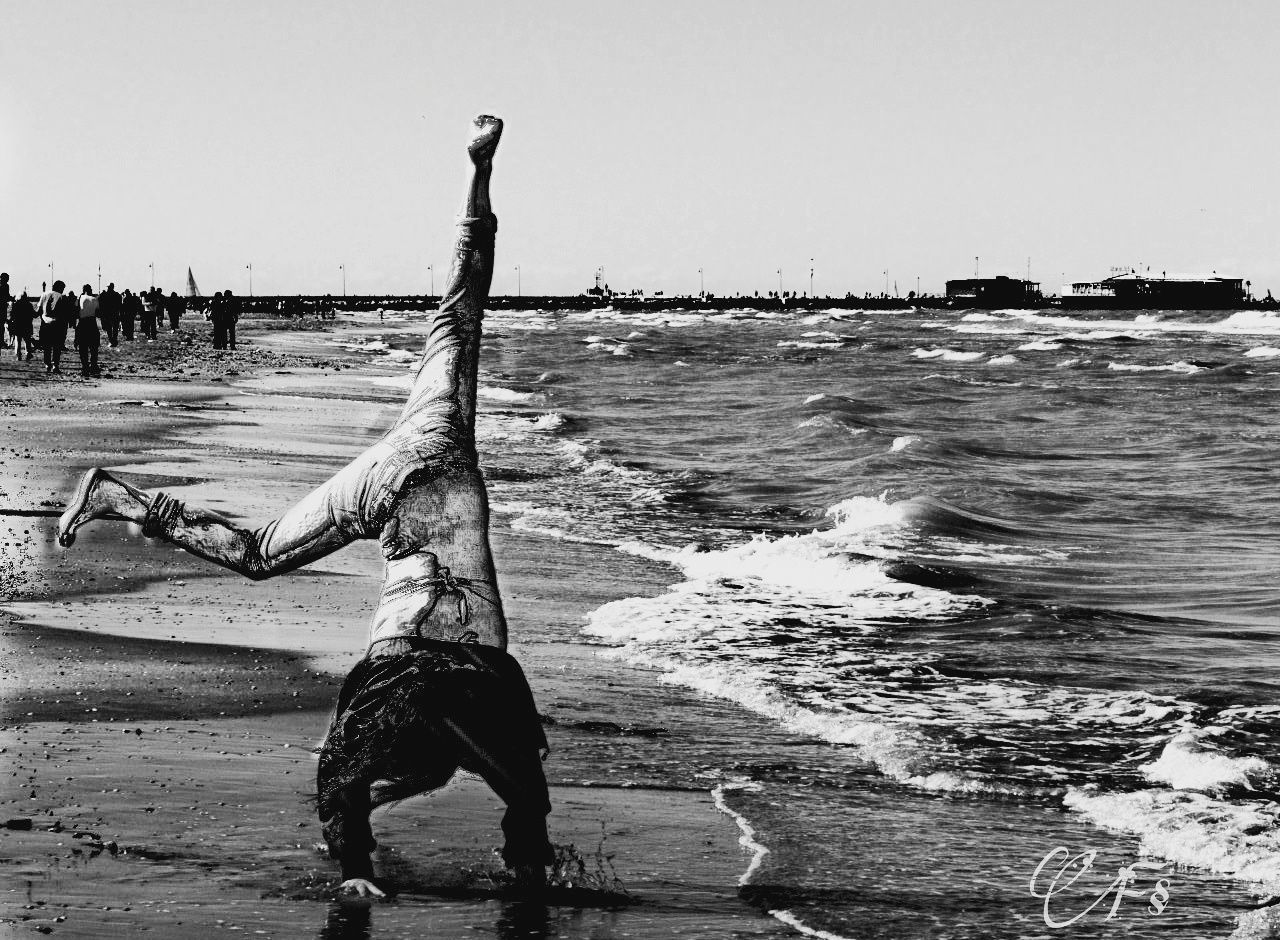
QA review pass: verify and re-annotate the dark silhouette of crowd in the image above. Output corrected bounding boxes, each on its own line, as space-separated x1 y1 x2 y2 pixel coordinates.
0 272 241 378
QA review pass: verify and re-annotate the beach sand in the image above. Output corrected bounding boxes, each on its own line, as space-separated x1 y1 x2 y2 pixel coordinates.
0 322 792 939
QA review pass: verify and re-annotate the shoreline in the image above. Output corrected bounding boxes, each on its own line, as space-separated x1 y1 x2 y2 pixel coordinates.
0 320 794 938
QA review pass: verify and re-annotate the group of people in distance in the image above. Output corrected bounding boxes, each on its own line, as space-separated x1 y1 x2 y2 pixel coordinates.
0 273 241 376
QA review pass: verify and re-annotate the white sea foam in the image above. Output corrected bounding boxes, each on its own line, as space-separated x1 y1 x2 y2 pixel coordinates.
1018 339 1064 351
1141 731 1270 792
768 909 855 940
1065 787 1280 891
987 354 1019 365
711 783 770 886
529 412 567 432
478 385 540 403
1245 346 1280 359
912 348 984 362
891 435 919 452
1012 309 1280 339
779 340 843 350
1107 361 1204 374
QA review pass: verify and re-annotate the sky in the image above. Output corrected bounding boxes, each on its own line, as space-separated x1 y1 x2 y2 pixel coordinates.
3 0 1279 298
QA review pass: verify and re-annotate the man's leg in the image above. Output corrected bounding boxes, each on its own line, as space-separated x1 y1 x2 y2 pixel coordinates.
57 457 370 579
392 115 501 442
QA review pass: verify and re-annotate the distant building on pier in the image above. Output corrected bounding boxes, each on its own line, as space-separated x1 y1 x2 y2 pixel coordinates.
945 276 1042 308
1062 271 1247 309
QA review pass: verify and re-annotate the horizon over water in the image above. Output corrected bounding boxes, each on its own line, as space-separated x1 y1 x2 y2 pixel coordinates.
341 302 1280 938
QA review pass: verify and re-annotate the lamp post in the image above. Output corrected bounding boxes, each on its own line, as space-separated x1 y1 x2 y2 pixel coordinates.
48 262 53 288
97 264 101 293
148 262 154 290
698 266 704 297
339 264 346 297
777 268 782 297
515 264 521 297
428 264 434 297
809 259 814 298
246 263 253 297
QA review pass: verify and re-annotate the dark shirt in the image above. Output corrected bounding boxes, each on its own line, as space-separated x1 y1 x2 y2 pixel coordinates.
98 288 121 321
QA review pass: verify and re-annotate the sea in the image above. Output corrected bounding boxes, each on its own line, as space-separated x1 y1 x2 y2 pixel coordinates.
341 303 1280 938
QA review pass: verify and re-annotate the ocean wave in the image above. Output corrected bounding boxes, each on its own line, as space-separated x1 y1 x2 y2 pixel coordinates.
474 411 569 442
952 323 1029 335
912 348 984 362
586 339 634 356
1107 361 1204 373
568 308 709 329
797 414 869 436
779 340 843 350
987 354 1019 365
530 412 568 432
1018 340 1064 351
1065 787 1280 891
1063 329 1145 342
478 385 541 403
1012 309 1280 339
1141 730 1271 793
1245 346 1280 359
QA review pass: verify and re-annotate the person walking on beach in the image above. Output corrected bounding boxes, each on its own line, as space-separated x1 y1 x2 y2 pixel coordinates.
120 288 139 341
10 292 35 360
75 284 102 377
211 289 240 350
0 273 11 346
58 116 552 897
224 289 240 350
98 282 121 347
36 280 67 374
166 291 185 332
140 288 158 341
209 291 228 349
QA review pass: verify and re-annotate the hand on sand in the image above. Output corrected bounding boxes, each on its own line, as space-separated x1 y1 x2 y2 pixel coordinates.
468 114 503 165
339 878 385 899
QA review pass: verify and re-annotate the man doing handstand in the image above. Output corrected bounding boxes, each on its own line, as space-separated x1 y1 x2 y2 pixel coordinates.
58 115 552 898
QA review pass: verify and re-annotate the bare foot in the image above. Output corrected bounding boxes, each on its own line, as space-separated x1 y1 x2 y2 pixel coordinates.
339 878 385 898
58 467 135 547
468 114 503 165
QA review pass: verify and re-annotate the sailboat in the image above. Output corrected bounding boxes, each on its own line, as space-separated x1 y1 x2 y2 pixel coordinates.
185 267 201 298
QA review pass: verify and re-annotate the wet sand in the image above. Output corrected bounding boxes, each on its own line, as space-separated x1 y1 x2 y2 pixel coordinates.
0 322 791 939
